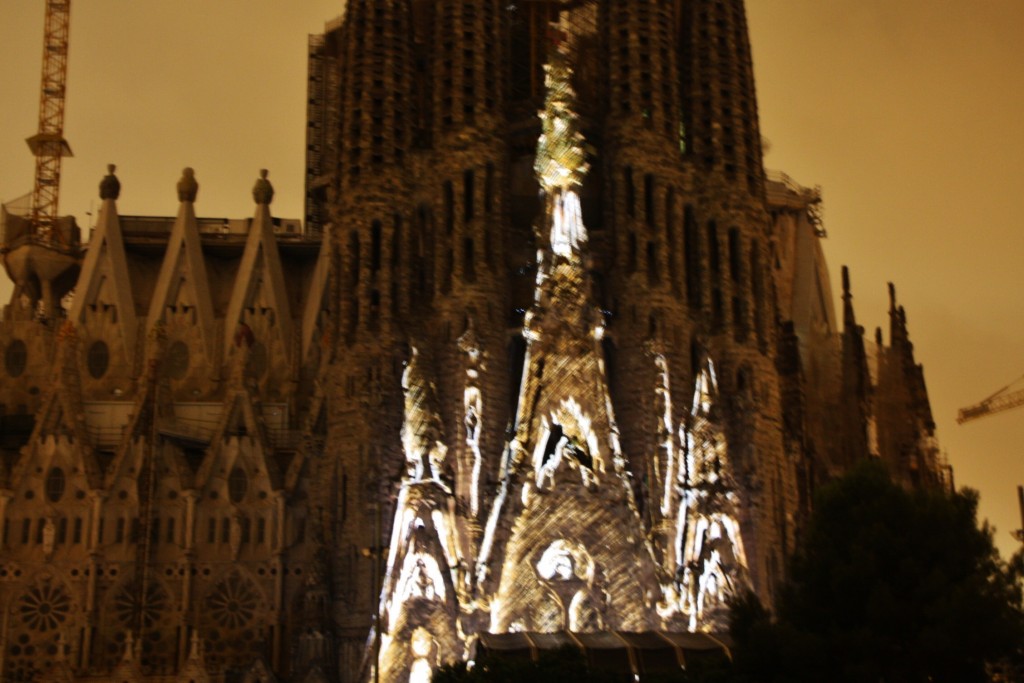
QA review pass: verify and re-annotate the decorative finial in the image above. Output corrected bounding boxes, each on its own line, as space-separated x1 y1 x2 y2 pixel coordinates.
122 631 136 662
252 168 274 205
99 163 121 200
188 629 203 660
177 167 198 202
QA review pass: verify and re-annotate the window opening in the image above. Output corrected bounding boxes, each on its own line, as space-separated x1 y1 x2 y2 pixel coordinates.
444 181 455 234
644 174 655 228
371 221 382 273
464 169 475 222
228 467 249 503
45 467 65 503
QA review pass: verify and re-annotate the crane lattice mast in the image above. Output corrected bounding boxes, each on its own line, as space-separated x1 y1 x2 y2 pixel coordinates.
27 0 73 245
957 374 1024 424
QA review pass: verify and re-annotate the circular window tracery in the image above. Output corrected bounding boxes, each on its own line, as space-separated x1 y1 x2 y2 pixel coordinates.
200 571 267 670
17 580 71 633
113 579 169 631
5 339 28 378
206 574 259 629
87 340 110 379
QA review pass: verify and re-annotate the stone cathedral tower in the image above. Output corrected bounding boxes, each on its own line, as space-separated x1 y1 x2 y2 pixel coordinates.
0 1 948 682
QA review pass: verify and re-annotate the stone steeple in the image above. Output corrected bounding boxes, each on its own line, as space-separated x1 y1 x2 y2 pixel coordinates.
679 0 765 197
478 29 658 633
839 266 873 469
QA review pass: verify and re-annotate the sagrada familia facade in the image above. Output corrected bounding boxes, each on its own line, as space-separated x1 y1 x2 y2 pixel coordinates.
0 1 949 681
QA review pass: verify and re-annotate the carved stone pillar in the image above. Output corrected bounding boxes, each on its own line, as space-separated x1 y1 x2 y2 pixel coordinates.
182 490 198 551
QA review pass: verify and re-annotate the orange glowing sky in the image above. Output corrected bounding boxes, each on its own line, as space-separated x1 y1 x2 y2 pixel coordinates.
1 1 1022 558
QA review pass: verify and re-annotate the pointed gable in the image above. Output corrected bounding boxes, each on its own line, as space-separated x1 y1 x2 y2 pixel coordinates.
16 322 103 490
69 165 138 362
195 346 283 493
225 171 293 362
146 168 217 362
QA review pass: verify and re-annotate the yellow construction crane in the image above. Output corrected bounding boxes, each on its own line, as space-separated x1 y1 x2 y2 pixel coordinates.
1 0 81 317
28 0 73 242
957 373 1024 424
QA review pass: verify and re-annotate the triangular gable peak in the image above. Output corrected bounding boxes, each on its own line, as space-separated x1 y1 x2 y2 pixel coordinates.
225 179 293 364
145 169 217 363
103 325 181 490
69 166 138 363
195 382 283 494
16 323 102 490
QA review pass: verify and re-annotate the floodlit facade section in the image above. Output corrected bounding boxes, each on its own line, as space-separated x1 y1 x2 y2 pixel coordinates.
0 1 950 681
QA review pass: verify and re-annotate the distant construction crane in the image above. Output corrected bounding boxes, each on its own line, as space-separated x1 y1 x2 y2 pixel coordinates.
28 0 73 242
0 0 82 318
957 373 1024 424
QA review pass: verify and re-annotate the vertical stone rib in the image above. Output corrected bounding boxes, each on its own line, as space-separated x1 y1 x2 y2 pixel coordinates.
600 0 690 537
424 0 510 536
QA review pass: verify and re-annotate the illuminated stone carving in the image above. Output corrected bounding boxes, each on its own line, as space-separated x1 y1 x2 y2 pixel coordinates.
0 2 954 681
377 347 465 683
458 321 485 516
478 14 659 636
402 346 449 483
677 357 751 631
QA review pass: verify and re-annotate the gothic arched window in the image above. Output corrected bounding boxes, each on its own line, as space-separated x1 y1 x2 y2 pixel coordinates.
4 339 27 378
87 340 110 379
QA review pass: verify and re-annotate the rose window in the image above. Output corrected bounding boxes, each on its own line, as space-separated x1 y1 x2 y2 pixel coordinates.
207 575 259 629
17 581 71 633
113 580 169 630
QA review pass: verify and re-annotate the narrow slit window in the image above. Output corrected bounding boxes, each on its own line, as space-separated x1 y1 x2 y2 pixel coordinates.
444 181 455 234
464 237 476 282
484 163 495 213
625 167 636 218
371 221 382 273
464 169 475 222
644 174 655 228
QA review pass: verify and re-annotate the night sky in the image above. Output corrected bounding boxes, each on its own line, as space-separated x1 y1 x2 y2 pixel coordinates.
1 1 1022 559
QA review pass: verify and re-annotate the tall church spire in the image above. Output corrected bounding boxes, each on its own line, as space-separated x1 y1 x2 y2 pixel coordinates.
679 0 765 196
477 19 658 633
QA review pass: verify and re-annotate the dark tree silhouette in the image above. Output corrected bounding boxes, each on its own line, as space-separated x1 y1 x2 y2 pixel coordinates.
730 462 1024 683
